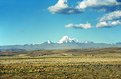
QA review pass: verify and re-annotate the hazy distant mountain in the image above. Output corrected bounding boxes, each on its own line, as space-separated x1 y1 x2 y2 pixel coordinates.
116 42 121 45
42 40 54 44
0 36 121 51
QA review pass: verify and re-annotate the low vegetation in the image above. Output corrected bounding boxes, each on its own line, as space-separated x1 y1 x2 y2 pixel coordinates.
0 48 121 79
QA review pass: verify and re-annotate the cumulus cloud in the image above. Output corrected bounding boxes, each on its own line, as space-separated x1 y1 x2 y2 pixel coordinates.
96 20 121 28
65 23 92 29
96 10 121 28
48 0 82 14
100 10 121 21
48 0 68 14
77 0 121 11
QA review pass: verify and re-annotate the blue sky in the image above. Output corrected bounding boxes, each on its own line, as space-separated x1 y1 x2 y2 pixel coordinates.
0 0 121 45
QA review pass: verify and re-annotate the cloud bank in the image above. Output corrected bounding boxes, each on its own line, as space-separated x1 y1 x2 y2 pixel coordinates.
96 10 121 28
77 0 121 11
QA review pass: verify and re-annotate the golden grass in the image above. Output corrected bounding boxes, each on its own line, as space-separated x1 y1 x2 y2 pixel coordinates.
0 53 121 79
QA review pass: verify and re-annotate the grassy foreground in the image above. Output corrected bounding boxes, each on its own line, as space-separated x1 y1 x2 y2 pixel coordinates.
0 54 121 79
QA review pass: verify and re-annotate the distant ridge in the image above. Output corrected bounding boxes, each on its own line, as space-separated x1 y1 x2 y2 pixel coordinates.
0 36 121 51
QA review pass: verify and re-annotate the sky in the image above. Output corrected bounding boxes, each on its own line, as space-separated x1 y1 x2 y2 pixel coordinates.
0 0 121 45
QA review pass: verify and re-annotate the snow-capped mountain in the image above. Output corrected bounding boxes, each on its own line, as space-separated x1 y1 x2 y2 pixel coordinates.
47 40 53 44
42 40 53 44
81 41 94 44
0 36 121 51
58 36 79 44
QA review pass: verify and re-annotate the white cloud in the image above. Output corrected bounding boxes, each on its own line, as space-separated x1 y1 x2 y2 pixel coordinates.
96 21 109 28
48 0 68 14
100 10 121 21
96 20 121 28
76 0 120 11
65 23 92 29
96 10 121 28
48 0 82 14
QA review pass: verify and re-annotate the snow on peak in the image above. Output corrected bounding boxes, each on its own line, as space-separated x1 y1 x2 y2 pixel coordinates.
47 40 53 44
58 36 79 44
82 41 93 44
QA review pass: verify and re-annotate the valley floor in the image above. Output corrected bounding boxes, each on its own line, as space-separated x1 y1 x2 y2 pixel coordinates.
0 54 121 79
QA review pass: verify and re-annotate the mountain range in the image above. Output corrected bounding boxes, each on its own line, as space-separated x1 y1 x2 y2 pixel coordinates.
0 36 121 52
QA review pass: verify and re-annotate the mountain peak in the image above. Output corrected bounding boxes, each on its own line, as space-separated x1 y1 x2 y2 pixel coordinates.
58 36 79 44
81 41 94 44
47 40 53 44
42 40 53 44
